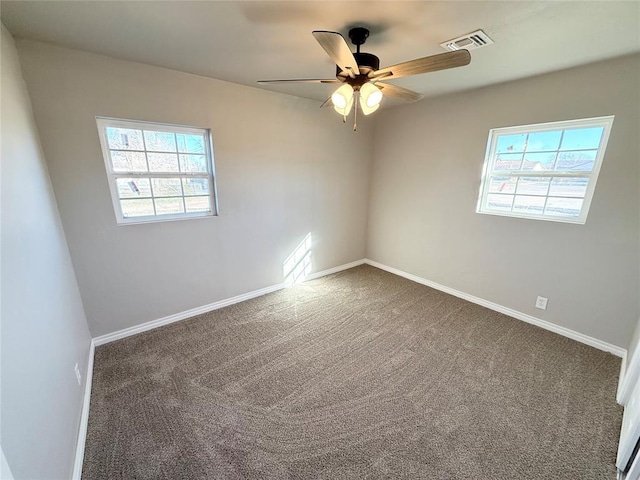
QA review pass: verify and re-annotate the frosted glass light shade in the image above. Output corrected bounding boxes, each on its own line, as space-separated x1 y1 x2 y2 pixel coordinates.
332 84 354 108
361 82 383 108
332 84 354 116
334 97 354 116
360 101 380 116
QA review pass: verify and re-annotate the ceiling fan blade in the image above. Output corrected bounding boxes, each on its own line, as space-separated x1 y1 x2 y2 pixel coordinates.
258 79 340 84
312 31 359 79
371 50 471 80
377 83 423 102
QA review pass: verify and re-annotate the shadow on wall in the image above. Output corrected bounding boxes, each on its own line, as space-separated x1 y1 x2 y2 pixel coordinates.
283 233 312 286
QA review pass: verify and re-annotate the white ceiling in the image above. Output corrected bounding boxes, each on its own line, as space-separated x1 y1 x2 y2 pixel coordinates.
2 1 639 105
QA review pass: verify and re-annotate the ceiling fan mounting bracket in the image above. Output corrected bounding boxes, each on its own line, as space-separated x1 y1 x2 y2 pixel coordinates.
348 27 370 48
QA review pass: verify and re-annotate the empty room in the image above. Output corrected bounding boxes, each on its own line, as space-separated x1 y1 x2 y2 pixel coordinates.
1 1 639 479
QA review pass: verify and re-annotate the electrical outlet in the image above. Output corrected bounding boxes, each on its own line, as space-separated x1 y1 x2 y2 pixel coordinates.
535 296 548 310
74 363 82 386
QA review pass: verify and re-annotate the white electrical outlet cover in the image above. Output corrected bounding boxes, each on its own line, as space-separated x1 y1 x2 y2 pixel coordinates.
535 296 548 310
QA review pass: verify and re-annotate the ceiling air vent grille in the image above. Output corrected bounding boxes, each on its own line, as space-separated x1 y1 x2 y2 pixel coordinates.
441 30 494 52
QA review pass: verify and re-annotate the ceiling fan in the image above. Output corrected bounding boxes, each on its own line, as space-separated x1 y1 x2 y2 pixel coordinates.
258 27 471 130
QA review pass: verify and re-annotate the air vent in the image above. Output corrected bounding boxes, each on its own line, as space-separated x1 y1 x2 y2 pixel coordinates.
440 30 494 52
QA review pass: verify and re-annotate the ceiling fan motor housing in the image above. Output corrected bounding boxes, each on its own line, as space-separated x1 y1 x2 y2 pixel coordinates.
336 52 380 82
354 52 379 71
335 27 380 85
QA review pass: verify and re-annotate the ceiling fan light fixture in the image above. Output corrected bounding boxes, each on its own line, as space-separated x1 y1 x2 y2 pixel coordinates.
333 97 355 118
331 84 353 109
360 101 380 116
360 82 383 108
334 97 354 116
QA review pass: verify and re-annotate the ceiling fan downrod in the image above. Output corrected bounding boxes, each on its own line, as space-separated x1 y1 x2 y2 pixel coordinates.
353 94 358 131
348 27 370 54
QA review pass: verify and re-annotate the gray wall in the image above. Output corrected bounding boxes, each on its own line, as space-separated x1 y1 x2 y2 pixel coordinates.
15 40 373 337
10 38 638 351
367 54 640 349
1 26 92 479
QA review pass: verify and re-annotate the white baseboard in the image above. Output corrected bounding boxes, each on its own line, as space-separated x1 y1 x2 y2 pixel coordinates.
364 259 626 358
93 254 625 355
93 284 285 346
305 259 365 281
93 259 366 347
72 339 95 480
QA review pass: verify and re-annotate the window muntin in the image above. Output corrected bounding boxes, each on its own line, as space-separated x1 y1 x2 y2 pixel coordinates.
477 116 614 224
96 118 218 225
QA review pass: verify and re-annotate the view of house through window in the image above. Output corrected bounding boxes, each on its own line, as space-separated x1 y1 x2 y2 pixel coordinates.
477 116 614 224
96 117 218 225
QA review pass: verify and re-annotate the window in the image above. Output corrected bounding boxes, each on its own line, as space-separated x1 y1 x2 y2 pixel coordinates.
477 116 614 224
96 117 218 225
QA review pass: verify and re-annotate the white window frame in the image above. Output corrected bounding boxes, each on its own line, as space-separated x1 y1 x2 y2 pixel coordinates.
476 115 614 224
96 117 219 225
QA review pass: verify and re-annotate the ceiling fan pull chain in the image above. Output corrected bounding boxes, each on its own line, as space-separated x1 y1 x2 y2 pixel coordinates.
353 94 359 131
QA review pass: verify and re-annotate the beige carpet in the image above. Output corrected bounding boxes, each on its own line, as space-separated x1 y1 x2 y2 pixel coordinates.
83 265 622 479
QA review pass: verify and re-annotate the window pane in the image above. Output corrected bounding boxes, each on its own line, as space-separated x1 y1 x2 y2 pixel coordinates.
549 177 588 198
106 127 144 150
147 153 179 172
151 178 182 197
100 118 217 224
544 197 583 217
182 178 210 196
110 151 147 172
513 195 546 214
522 152 557 171
494 153 523 171
486 194 514 212
488 176 517 194
143 130 176 152
496 134 527 154
560 127 604 150
516 177 550 196
555 150 597 171
179 154 208 173
184 196 211 213
176 134 205 154
479 117 612 223
121 199 154 218
525 130 562 152
116 178 152 198
154 197 184 215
